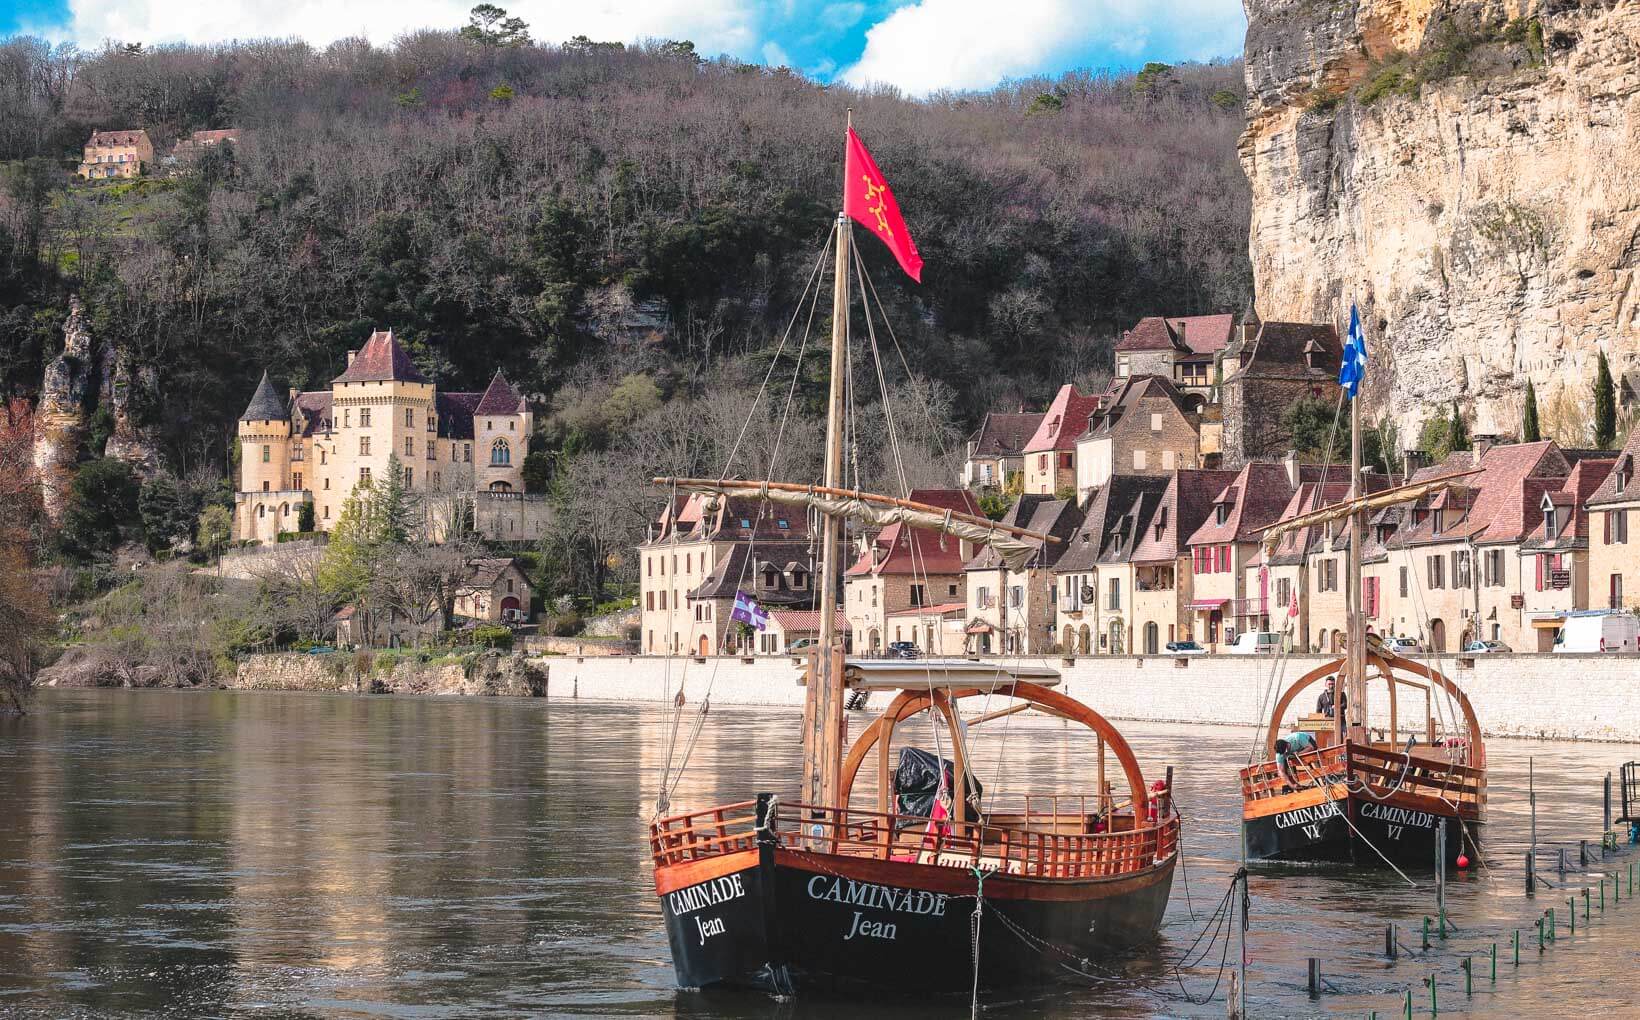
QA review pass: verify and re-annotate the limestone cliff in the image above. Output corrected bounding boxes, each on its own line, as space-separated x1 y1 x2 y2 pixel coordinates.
100 345 163 480
32 297 94 521
1243 0 1640 439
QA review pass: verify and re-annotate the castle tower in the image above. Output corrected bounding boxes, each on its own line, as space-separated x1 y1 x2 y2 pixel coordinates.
473 370 531 493
330 330 435 498
236 370 294 541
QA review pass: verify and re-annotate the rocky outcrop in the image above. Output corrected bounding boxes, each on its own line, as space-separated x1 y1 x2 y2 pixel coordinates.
32 297 94 521
101 344 163 480
231 651 549 696
1243 0 1640 438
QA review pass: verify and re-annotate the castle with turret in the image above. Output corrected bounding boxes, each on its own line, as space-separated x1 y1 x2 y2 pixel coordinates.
235 329 543 543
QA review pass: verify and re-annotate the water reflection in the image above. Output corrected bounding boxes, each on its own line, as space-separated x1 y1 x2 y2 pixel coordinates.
0 689 1638 1017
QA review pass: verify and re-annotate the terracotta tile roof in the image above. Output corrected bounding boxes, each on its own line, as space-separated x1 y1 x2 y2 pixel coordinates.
294 391 332 436
964 495 1082 571
1521 457 1614 550
769 609 848 633
463 557 523 588
845 489 982 577
1390 441 1568 548
87 129 149 147
239 370 288 421
644 493 816 546
473 370 525 415
1115 313 1235 354
1023 384 1102 453
1129 469 1241 562
968 411 1044 458
1185 462 1311 547
191 129 238 144
332 330 430 384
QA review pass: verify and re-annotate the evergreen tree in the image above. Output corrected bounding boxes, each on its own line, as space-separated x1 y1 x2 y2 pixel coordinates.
138 472 203 553
319 484 375 604
197 505 232 570
1447 401 1471 453
373 455 415 544
60 458 139 561
1522 379 1541 442
1595 350 1618 449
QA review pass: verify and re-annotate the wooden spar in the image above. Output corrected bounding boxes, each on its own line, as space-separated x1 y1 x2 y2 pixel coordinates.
650 477 1062 545
1252 468 1484 543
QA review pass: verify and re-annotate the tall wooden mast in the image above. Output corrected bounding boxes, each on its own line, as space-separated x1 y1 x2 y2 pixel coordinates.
1344 336 1367 745
801 115 854 811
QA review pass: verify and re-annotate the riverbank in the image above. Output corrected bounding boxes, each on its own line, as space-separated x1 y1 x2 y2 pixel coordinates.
540 652 1640 743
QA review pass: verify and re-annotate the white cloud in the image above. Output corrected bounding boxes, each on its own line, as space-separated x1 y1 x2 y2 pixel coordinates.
762 40 792 67
841 0 1242 96
820 2 865 31
58 0 761 59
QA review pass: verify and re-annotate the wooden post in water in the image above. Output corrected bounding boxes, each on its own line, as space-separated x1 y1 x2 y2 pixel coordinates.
1307 958 1319 998
1436 823 1447 936
1607 771 1613 834
1385 923 1397 960
1526 850 1536 895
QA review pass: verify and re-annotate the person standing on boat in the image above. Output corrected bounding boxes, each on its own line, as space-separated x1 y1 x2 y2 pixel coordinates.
1315 677 1346 718
1275 731 1318 788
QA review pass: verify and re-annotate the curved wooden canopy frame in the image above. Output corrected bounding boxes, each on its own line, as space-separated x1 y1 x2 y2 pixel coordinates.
1262 653 1485 768
838 680 1151 818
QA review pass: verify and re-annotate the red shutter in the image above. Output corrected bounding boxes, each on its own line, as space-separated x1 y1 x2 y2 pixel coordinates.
1535 554 1544 592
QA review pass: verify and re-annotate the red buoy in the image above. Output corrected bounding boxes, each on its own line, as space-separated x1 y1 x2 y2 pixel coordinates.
1457 853 1471 870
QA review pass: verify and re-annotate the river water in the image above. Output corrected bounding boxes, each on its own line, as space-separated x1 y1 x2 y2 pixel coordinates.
3 689 1639 1018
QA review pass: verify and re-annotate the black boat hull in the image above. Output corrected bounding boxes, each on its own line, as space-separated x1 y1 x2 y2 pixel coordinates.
660 845 1175 994
1243 792 1482 868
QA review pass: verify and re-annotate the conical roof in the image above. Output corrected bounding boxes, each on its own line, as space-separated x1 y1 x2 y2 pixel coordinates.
239 370 288 421
332 329 430 384
473 369 524 415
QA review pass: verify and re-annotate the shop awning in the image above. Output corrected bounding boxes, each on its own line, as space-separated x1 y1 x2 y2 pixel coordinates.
1187 598 1229 611
964 621 994 634
1530 616 1566 629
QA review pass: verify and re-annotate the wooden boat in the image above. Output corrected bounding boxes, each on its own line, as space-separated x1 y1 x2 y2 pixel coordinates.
1237 357 1487 869
1238 641 1485 867
648 116 1180 995
651 662 1180 993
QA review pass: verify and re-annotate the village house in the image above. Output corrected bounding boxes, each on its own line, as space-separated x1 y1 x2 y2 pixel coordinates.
884 602 967 655
1218 316 1343 468
452 557 534 623
1113 313 1235 402
1052 474 1172 655
235 330 538 544
77 129 154 179
963 494 1083 654
1243 473 1354 652
1124 468 1240 653
752 608 848 655
1073 374 1201 502
639 491 819 656
1514 456 1616 644
844 489 981 654
1021 384 1102 495
961 410 1042 491
1184 459 1322 649
1584 433 1640 615
171 128 240 163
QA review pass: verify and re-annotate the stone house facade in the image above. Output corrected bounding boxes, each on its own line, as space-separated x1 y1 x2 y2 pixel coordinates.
884 603 967 655
77 129 154 179
1125 469 1240 652
1585 436 1640 615
844 489 980 653
1073 374 1201 502
963 495 1082 654
452 557 533 622
234 330 535 544
1052 474 1171 655
1021 384 1101 495
1218 319 1343 469
961 411 1042 491
1113 313 1234 401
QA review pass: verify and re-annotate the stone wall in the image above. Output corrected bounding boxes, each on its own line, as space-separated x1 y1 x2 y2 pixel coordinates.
546 652 1640 743
233 651 547 697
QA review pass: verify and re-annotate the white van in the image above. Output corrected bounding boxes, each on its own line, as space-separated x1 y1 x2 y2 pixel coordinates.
1552 611 1640 653
1228 631 1282 655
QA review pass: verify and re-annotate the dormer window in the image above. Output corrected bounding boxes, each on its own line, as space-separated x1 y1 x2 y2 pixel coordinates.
1542 495 1559 539
761 567 779 589
1215 503 1228 526
1619 456 1632 495
740 518 752 529
777 518 789 530
788 566 809 590
1432 511 1443 536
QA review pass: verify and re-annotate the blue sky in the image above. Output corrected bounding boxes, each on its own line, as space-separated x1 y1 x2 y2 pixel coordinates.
2 0 1247 95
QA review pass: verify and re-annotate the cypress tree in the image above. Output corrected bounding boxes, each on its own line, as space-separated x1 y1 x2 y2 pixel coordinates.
1448 400 1471 453
1522 379 1541 442
1595 350 1617 449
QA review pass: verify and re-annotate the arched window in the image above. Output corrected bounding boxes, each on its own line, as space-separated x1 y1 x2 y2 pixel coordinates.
490 438 511 466
489 480 512 492
257 505 265 518
281 503 290 517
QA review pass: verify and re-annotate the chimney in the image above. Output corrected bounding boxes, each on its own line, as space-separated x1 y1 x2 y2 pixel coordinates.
1473 434 1498 460
1177 320 1188 350
1283 450 1300 488
289 388 299 405
346 350 357 366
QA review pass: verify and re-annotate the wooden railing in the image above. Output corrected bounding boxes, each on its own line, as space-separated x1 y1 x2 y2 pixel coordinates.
651 798 1181 880
1238 742 1483 813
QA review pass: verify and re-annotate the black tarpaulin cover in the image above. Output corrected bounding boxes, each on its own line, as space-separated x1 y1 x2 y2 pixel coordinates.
893 746 982 820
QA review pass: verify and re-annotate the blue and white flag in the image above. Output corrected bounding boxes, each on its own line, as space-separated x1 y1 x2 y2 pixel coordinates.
1339 304 1368 399
731 590 769 631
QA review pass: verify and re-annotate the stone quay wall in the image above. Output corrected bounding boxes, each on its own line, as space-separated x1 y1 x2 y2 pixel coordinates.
544 653 1640 743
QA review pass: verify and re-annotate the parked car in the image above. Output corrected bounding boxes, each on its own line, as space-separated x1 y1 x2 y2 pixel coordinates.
886 641 921 659
1553 611 1640 653
1165 640 1207 656
1227 631 1282 655
1382 636 1423 655
1463 640 1512 654
789 638 817 652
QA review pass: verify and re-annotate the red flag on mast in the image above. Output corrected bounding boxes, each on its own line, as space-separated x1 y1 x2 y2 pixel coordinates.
844 126 923 283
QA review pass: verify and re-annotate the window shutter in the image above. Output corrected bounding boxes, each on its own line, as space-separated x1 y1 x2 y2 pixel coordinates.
1606 510 1613 545
1535 553 1544 592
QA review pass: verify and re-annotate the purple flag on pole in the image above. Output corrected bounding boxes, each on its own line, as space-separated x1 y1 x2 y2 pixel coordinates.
731 590 770 631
